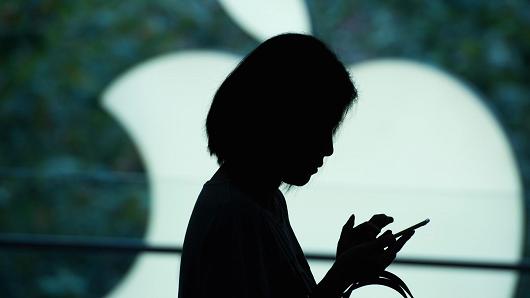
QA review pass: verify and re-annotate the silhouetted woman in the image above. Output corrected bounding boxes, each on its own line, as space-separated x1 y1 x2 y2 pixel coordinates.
178 33 414 298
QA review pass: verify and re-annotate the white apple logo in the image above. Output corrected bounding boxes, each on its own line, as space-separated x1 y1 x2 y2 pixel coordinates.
101 1 522 297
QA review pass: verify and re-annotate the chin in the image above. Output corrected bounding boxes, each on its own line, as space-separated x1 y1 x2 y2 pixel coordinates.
283 172 314 186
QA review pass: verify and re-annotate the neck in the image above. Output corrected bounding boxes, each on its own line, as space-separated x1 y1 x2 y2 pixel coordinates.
222 161 281 197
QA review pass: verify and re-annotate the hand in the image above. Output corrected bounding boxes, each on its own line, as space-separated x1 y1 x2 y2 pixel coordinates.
326 230 415 294
336 213 394 258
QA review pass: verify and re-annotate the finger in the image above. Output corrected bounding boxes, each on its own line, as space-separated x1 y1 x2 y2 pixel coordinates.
362 222 382 239
374 230 396 250
387 230 415 255
378 251 397 271
342 213 356 231
369 214 394 230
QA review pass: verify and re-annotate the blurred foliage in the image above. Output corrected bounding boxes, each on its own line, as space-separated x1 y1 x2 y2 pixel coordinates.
0 0 254 296
0 0 529 297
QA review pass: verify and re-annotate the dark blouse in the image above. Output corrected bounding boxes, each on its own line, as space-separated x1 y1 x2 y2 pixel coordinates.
178 167 317 298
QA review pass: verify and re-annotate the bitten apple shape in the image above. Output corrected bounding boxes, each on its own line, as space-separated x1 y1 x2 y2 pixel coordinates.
103 52 238 298
100 1 522 298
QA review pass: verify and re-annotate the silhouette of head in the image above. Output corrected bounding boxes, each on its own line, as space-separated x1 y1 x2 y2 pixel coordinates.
206 33 357 187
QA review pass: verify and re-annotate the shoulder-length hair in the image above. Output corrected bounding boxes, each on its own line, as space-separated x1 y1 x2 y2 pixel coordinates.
206 33 357 165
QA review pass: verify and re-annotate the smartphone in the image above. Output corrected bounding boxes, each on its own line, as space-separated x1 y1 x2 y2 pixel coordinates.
394 219 430 238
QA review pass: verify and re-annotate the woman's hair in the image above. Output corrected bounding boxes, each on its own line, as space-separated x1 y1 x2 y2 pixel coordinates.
206 33 357 165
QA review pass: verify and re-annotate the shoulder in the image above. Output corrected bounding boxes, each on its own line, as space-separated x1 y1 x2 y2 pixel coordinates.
194 180 268 231
183 180 270 260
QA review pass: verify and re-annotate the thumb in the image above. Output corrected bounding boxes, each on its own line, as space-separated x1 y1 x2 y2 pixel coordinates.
342 214 356 231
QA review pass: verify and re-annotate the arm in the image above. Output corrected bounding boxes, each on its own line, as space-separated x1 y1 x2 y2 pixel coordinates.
199 206 272 298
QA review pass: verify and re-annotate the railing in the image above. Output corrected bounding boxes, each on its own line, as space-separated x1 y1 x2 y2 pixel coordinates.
1 233 528 272
1 169 527 273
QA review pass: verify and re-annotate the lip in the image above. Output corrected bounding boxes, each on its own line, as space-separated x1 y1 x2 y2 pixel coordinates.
311 161 323 173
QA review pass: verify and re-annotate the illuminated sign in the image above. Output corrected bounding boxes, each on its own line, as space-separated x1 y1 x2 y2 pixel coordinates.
102 1 522 297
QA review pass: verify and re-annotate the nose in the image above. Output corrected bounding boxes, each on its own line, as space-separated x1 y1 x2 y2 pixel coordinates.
322 133 334 157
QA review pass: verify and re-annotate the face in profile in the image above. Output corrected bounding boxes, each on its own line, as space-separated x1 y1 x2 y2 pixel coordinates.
276 117 335 186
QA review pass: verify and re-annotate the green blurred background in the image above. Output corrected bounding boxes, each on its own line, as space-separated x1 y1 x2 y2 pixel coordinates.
1 0 529 297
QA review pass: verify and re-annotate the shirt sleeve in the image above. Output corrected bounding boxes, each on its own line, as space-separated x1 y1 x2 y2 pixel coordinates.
197 202 297 298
